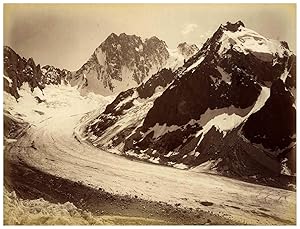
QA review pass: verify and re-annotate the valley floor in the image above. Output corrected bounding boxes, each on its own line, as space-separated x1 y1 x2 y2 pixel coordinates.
4 113 296 225
3 85 296 225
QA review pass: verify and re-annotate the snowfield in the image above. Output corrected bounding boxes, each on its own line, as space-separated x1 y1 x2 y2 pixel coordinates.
4 85 296 225
218 26 290 61
4 84 114 124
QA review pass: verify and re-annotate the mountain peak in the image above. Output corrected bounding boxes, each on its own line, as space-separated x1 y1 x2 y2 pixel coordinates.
176 42 199 59
119 32 137 38
177 42 198 49
145 36 166 45
72 33 170 95
221 20 245 32
197 20 292 64
178 41 187 46
147 36 160 41
104 33 119 43
108 32 118 38
4 46 20 59
4 45 14 53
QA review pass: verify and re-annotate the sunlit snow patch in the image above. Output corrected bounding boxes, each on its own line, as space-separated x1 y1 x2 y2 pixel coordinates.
218 26 290 62
195 86 270 145
4 75 13 87
185 56 205 73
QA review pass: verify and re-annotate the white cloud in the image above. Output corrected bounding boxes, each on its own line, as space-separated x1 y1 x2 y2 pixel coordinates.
181 23 198 35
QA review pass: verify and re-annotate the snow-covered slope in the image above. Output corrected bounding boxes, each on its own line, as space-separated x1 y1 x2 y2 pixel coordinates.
4 83 113 125
81 21 296 188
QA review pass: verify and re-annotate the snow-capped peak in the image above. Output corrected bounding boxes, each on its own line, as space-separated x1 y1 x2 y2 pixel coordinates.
177 42 199 59
218 22 292 61
165 48 185 70
165 43 199 70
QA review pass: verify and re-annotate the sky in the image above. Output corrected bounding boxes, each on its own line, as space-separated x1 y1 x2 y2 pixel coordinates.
4 4 296 71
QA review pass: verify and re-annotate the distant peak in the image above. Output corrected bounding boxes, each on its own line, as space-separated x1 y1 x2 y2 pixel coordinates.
176 42 199 58
147 36 160 41
4 45 13 51
145 36 167 47
177 42 198 49
42 65 54 70
4 46 17 54
105 32 142 43
103 33 119 43
280 41 290 50
108 32 118 38
177 42 188 47
27 57 36 66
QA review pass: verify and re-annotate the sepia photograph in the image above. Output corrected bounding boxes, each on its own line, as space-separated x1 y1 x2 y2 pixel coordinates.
2 2 297 226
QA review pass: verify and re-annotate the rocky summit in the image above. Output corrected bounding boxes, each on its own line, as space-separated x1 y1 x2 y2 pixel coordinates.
69 33 199 96
4 46 71 100
177 42 199 60
69 33 170 96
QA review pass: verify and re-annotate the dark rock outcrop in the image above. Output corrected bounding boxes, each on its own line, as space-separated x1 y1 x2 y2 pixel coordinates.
4 46 44 99
3 46 71 99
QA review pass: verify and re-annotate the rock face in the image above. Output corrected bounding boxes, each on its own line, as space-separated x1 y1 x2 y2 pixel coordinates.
4 46 45 99
70 33 170 96
177 42 199 60
41 65 71 86
3 46 71 99
69 33 198 96
81 68 176 153
83 21 296 188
